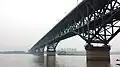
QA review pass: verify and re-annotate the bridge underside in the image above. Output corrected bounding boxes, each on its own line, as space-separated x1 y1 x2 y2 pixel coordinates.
30 0 120 59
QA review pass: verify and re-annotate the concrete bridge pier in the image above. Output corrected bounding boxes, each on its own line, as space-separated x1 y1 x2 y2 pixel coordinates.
47 46 56 56
38 48 44 55
46 42 58 56
39 48 45 55
45 45 57 67
46 55 56 67
86 59 110 67
34 48 44 55
85 44 111 61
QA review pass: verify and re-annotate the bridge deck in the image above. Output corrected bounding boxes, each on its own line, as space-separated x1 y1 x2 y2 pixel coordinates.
31 0 120 50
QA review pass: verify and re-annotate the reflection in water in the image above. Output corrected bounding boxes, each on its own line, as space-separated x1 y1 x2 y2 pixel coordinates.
87 60 111 67
33 55 57 67
46 55 56 67
45 56 112 67
0 54 119 67
34 55 112 67
33 55 44 67
45 56 111 67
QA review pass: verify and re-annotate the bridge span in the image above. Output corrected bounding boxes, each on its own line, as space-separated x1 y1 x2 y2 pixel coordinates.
30 0 120 61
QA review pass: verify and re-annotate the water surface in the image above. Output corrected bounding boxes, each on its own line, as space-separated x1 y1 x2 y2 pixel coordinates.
0 54 119 67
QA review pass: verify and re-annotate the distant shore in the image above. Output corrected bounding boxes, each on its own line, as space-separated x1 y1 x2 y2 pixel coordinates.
0 51 120 55
0 51 28 54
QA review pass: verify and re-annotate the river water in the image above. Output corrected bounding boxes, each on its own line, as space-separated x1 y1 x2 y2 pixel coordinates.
0 54 119 67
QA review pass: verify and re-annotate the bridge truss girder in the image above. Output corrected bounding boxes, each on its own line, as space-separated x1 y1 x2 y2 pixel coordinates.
71 0 120 44
30 0 120 51
35 0 114 47
49 0 120 45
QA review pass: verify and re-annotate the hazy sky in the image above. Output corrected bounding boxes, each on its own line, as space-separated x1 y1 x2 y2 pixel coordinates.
0 0 120 51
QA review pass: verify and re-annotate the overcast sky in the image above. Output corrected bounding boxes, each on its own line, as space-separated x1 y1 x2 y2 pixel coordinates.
0 0 120 51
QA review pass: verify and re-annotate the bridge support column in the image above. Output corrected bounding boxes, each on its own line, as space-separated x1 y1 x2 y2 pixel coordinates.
34 48 44 55
45 42 58 67
38 48 44 55
85 44 111 61
86 59 110 67
47 46 56 56
46 55 56 67
47 42 58 56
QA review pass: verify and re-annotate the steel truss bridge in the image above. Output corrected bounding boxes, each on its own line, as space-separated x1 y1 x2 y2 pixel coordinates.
30 0 120 53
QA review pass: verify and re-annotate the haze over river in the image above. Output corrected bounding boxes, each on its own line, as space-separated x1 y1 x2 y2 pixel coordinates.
0 54 119 67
